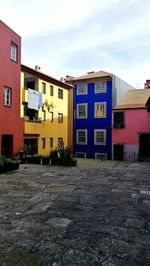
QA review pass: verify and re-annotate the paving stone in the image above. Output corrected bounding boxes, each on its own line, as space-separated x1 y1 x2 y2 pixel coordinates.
0 160 150 265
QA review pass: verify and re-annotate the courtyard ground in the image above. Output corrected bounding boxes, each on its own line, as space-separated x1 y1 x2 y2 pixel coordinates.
0 159 150 265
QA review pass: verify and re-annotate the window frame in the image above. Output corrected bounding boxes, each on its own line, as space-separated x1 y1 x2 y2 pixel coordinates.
94 82 107 93
113 111 125 128
42 82 46 94
50 138 53 149
58 113 63 123
77 103 88 119
94 129 106 145
76 129 87 145
94 102 106 118
10 42 18 62
50 112 53 122
58 137 63 148
3 86 12 107
76 152 87 158
42 110 46 121
58 88 63 99
76 83 88 95
95 153 107 160
50 85 54 96
41 138 46 149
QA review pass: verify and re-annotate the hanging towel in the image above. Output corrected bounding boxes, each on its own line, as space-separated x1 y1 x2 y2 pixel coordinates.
28 89 39 110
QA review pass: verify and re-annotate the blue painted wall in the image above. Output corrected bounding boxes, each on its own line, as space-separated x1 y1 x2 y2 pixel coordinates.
73 80 112 159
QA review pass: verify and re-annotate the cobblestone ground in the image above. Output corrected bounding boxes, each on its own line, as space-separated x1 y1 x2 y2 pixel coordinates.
0 159 150 266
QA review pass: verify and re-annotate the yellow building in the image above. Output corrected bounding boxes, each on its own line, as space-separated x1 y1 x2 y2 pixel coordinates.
21 64 72 156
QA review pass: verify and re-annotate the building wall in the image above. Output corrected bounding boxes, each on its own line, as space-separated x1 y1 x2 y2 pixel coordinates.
68 88 73 147
73 80 112 159
21 71 69 156
112 75 135 107
0 21 23 155
112 108 150 158
113 109 150 144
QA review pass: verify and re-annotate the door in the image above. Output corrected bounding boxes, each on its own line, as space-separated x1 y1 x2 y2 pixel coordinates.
113 144 124 160
24 138 38 155
139 133 150 156
2 135 13 157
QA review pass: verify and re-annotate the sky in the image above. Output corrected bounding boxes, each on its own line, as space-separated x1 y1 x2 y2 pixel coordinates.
1 0 150 88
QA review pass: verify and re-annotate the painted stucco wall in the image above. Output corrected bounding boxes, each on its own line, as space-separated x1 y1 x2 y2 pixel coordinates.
0 20 23 155
21 71 69 156
112 108 150 145
73 80 112 159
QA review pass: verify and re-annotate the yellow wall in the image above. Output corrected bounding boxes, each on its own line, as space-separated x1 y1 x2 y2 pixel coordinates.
68 88 73 147
21 71 69 156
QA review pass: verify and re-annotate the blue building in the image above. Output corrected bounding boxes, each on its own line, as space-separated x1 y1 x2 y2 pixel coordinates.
66 71 134 159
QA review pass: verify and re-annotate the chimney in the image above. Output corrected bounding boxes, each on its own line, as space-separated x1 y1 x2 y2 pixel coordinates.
35 65 41 71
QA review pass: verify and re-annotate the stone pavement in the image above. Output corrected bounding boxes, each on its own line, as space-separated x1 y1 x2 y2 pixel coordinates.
0 159 150 266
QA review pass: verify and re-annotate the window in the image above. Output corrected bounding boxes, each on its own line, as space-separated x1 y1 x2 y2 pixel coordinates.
50 85 54 96
58 138 63 148
95 153 107 160
50 112 53 122
58 113 63 123
76 129 87 145
42 82 46 94
58 88 63 99
94 129 106 145
77 83 87 95
95 82 106 93
94 102 106 118
76 152 86 158
11 42 17 62
41 138 46 149
3 86 12 106
113 112 125 128
42 110 46 121
77 103 88 119
50 138 53 148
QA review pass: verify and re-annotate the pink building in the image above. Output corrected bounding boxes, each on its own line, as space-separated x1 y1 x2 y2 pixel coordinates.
112 89 150 161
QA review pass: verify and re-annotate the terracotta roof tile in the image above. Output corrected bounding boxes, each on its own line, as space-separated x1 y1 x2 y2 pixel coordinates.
114 89 150 109
66 70 112 81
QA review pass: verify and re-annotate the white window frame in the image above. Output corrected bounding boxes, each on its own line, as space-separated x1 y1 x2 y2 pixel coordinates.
95 82 106 93
94 102 106 118
3 86 11 106
76 152 86 158
94 129 106 145
95 153 107 160
11 42 17 62
77 103 88 119
77 83 87 95
76 129 87 145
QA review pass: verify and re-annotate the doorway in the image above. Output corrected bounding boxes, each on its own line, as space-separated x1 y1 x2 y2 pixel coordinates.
24 138 38 155
2 135 13 157
113 144 124 160
139 133 150 157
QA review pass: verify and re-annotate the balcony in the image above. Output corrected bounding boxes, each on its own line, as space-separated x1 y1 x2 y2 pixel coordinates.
24 118 42 135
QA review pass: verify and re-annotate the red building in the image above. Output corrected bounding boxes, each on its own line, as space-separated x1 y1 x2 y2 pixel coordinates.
112 89 150 161
0 20 23 156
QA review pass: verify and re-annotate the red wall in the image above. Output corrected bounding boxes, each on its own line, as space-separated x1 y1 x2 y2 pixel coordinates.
112 108 150 145
0 21 23 154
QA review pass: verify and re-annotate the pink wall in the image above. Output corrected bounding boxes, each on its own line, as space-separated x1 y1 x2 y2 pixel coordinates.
112 108 150 145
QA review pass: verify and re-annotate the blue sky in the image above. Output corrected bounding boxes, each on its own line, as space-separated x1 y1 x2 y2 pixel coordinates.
1 0 150 87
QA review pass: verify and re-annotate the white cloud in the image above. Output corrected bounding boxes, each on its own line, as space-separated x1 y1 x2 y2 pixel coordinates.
1 0 150 87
